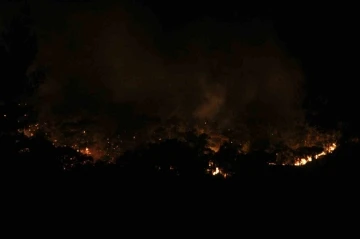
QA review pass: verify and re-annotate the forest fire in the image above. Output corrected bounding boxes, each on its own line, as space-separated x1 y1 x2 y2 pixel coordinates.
80 147 91 155
292 143 337 166
18 119 340 177
207 161 229 178
1 0 357 187
207 134 229 153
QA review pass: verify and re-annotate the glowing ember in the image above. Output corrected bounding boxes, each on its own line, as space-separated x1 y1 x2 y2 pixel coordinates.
80 147 91 155
19 119 340 174
293 143 337 166
207 161 228 178
212 167 220 175
20 123 40 137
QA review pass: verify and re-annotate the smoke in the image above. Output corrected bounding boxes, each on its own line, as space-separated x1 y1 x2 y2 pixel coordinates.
28 2 306 153
194 77 226 120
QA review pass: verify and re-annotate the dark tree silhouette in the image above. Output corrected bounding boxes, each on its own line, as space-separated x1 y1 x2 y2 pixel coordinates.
116 132 212 178
213 142 240 174
0 4 38 136
0 4 37 104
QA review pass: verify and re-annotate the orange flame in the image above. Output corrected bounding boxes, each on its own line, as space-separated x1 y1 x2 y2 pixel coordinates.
293 143 337 166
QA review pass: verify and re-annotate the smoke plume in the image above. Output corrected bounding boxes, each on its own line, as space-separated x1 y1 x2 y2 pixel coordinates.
28 1 306 154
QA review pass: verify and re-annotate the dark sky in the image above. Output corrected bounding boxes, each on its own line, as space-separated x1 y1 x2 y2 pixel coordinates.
1 0 357 134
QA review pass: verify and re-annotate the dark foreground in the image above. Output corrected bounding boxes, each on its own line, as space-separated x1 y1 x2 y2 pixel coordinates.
2 134 359 205
3 143 359 223
5 142 360 196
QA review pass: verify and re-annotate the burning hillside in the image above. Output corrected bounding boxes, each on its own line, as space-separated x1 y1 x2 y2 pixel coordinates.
8 2 342 177
18 114 340 177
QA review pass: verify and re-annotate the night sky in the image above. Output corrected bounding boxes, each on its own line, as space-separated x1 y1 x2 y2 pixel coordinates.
0 0 357 165
1 1 353 117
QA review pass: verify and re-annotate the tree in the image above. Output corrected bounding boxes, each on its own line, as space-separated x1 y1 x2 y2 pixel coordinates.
0 4 38 136
0 4 37 103
213 142 240 174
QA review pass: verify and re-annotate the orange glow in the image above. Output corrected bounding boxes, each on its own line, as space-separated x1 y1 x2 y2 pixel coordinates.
80 147 91 155
207 161 228 178
19 121 340 173
293 143 337 166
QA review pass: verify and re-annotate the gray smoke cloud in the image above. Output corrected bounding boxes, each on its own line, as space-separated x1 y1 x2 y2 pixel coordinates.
27 1 305 150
